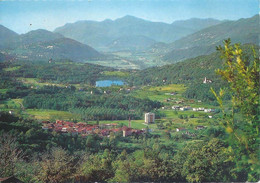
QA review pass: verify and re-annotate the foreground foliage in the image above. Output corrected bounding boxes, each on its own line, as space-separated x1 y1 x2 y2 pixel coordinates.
212 39 259 181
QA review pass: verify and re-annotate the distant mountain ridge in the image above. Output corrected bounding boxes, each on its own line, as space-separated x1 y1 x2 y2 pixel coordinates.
171 18 224 32
18 29 64 45
0 25 19 49
163 14 259 62
0 26 103 62
54 15 223 51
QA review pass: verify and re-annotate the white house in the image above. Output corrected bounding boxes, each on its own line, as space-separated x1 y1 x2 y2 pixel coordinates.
145 113 155 124
204 109 215 113
193 108 198 111
198 107 205 111
176 128 186 132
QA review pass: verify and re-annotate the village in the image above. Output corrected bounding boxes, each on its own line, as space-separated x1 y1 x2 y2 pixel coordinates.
41 111 208 138
42 120 145 137
41 113 157 137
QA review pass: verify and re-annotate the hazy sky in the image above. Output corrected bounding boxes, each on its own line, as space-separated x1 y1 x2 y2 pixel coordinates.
0 0 258 34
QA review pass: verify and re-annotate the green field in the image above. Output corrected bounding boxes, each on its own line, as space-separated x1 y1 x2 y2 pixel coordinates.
102 71 130 78
96 119 157 130
0 89 8 94
130 84 186 102
26 109 80 121
0 99 23 110
3 66 21 72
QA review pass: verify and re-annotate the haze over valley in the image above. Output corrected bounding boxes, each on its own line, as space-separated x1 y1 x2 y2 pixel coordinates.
1 14 258 69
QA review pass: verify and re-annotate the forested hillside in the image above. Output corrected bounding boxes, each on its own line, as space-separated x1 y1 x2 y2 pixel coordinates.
162 15 259 62
0 26 103 62
2 60 114 85
128 43 259 102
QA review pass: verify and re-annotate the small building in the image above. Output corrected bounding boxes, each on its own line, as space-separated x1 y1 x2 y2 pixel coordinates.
145 112 155 124
196 126 206 130
204 108 215 113
198 107 205 111
203 77 213 84
180 106 191 111
193 108 198 111
176 127 186 132
8 111 14 115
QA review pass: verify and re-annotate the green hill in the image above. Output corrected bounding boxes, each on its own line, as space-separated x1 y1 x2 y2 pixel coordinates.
18 29 64 45
9 37 103 62
130 43 258 85
128 43 258 101
0 27 103 62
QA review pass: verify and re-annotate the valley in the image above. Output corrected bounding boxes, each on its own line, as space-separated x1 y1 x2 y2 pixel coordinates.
0 9 259 183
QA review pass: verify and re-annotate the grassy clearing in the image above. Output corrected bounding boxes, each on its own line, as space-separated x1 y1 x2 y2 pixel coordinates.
130 84 186 102
103 71 130 78
17 77 66 87
97 120 153 130
0 89 8 94
26 109 79 121
147 84 186 93
86 119 158 130
3 66 21 72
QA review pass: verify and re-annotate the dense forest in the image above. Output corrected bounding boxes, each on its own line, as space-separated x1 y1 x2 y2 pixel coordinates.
22 88 161 120
2 59 115 85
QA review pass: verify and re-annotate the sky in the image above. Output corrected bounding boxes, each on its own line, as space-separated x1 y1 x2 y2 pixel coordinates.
0 0 258 34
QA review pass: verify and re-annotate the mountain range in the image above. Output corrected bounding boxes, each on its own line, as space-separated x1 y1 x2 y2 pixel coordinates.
0 14 258 66
54 15 223 51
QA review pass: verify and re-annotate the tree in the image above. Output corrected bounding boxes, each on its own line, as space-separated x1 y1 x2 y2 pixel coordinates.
212 39 260 181
0 133 23 177
173 138 233 182
35 147 77 183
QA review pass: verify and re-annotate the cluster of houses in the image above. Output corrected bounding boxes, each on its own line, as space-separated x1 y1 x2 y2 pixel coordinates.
42 120 144 137
171 106 215 113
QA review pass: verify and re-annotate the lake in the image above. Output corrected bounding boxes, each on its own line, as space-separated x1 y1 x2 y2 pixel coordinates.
96 80 125 87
